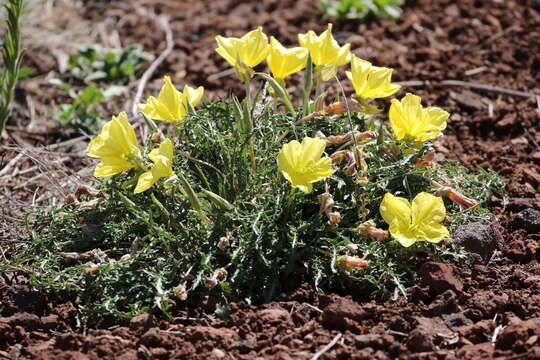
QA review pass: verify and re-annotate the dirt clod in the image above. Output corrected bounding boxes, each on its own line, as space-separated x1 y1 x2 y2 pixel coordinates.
513 208 540 234
420 262 464 295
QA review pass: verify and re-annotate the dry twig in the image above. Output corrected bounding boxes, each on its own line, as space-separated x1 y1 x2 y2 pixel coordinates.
311 333 342 360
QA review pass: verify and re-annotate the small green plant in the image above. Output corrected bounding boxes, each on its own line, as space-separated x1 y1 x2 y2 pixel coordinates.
68 44 154 84
50 78 125 134
0 0 24 136
320 0 405 21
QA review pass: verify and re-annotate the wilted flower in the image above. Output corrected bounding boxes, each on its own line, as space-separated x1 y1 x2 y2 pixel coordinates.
215 27 269 75
138 76 204 123
267 37 308 81
134 138 174 194
336 255 369 272
379 192 450 247
389 93 450 142
277 137 333 194
436 186 478 209
298 24 350 68
87 112 140 177
346 56 401 99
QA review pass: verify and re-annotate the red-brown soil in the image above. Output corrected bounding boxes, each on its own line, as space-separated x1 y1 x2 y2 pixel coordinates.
1 0 540 358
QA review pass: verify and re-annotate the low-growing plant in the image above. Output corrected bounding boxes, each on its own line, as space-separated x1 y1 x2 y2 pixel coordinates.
68 44 154 84
320 0 405 21
0 0 24 136
49 78 125 134
9 24 504 323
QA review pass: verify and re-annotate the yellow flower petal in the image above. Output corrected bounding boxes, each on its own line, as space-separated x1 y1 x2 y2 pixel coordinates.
267 37 308 80
134 138 174 194
277 137 333 194
86 112 139 177
139 76 203 123
215 27 269 68
389 93 449 142
348 56 400 99
298 24 351 67
379 193 412 230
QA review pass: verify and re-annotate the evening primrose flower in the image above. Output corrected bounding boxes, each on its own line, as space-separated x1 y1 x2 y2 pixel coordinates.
138 76 204 123
86 112 140 177
389 93 450 142
134 138 174 194
379 192 449 247
267 37 308 81
346 56 401 99
215 27 269 69
298 24 351 67
277 137 333 194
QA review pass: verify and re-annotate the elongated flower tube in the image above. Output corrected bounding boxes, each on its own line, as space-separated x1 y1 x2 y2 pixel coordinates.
346 56 401 99
298 24 351 67
138 76 204 123
277 137 333 194
267 37 308 81
87 112 140 177
379 192 449 247
134 138 174 194
215 27 269 68
389 93 450 142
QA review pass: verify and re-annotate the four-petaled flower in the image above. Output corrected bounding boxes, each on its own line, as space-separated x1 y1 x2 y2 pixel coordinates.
87 112 140 177
277 137 333 194
138 76 204 123
389 93 449 142
215 27 269 68
298 24 351 68
267 37 309 81
347 55 401 99
134 138 174 194
379 192 449 247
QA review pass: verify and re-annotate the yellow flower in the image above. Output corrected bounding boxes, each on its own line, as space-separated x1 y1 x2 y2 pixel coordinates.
134 138 174 194
389 93 450 142
215 27 269 68
267 37 308 80
346 56 401 99
87 112 140 177
138 76 204 123
277 137 333 194
298 24 351 67
379 192 449 247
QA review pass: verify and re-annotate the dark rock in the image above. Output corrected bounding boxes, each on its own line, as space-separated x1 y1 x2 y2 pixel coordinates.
453 220 501 263
426 289 459 316
443 313 473 330
513 208 540 234
420 262 464 295
129 313 155 333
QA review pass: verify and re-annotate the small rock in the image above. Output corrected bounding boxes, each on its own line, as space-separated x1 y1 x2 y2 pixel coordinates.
6 312 41 331
129 313 155 333
443 313 473 330
513 208 540 234
426 290 459 316
258 308 293 325
41 314 59 331
420 262 464 295
211 348 227 358
453 220 502 263
456 343 494 359
321 295 368 331
496 320 540 351
139 328 162 348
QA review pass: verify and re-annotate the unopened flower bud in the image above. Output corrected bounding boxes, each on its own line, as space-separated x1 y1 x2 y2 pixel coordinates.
336 255 369 272
436 186 478 209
